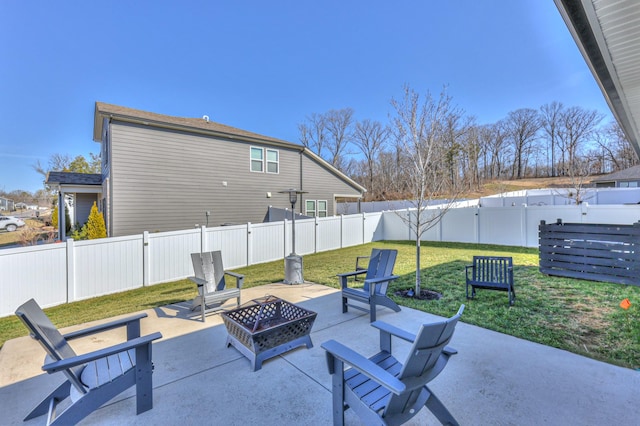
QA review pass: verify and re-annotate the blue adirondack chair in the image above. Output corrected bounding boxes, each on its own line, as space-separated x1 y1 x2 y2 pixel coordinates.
339 249 401 322
189 251 243 321
322 305 465 426
15 299 162 426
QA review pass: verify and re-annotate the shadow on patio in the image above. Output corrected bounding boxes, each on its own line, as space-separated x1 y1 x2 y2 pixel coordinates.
1 283 638 425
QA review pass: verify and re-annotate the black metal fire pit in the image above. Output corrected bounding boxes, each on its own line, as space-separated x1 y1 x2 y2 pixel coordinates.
221 296 317 371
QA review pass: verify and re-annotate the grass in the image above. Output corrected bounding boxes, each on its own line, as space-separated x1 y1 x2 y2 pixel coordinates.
1 241 639 369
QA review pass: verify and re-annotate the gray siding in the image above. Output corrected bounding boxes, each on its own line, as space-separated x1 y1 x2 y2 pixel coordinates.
74 193 98 227
108 122 361 236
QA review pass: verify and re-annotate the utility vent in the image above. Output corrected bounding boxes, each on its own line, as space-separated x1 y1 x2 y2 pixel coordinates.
203 115 210 122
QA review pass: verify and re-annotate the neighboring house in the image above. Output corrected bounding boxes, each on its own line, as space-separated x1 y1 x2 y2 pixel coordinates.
45 172 102 239
83 102 364 237
591 165 640 188
0 197 14 212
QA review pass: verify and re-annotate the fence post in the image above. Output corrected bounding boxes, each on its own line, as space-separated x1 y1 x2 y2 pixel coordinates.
66 238 75 303
315 216 319 253
474 206 480 244
200 225 207 252
521 205 527 247
362 212 366 244
340 214 344 248
247 222 253 266
143 231 150 286
284 218 289 257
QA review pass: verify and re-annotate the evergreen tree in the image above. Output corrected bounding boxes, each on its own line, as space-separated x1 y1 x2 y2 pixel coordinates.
85 202 107 239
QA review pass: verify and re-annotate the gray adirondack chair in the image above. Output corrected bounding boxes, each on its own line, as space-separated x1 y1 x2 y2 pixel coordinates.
15 298 162 426
321 305 464 426
189 251 243 321
339 248 401 322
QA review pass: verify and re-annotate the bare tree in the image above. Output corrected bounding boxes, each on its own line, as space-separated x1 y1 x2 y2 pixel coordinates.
352 119 389 200
540 102 564 177
557 106 604 175
324 108 355 170
390 85 465 296
504 108 541 179
595 120 639 172
32 153 72 179
298 113 327 158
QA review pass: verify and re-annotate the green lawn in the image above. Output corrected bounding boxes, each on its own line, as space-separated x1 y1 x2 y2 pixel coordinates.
2 241 638 369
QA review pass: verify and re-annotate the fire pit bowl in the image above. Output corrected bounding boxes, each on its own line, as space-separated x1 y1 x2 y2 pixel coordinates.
221 296 317 371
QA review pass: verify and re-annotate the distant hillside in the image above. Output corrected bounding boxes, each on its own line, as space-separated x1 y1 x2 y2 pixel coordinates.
469 177 584 199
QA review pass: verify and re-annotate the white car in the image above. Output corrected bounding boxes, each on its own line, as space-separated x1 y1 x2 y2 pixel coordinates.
0 215 26 232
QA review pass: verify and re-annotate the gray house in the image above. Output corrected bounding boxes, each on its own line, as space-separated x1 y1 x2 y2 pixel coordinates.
90 102 365 237
591 165 640 188
45 172 102 238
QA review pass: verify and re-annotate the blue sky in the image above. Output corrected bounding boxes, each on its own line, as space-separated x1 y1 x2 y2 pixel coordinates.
0 0 612 193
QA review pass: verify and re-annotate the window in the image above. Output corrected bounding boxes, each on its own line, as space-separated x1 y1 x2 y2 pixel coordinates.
250 147 263 172
266 149 279 173
305 200 316 217
305 200 328 217
251 147 279 173
317 200 328 217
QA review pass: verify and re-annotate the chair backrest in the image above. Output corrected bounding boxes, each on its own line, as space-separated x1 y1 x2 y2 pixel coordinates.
15 299 86 393
385 305 464 416
363 249 397 295
191 251 226 293
472 256 512 283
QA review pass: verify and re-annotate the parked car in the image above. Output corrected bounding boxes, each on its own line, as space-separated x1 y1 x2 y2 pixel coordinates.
0 215 25 232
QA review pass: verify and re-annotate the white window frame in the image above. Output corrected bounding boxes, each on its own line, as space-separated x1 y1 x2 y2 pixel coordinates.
317 200 328 217
266 148 279 174
305 200 316 217
250 147 264 172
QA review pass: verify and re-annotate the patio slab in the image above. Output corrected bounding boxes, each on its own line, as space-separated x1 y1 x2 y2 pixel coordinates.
1 283 638 425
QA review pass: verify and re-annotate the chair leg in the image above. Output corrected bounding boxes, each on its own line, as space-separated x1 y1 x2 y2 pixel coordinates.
24 381 71 420
369 302 376 322
424 386 459 426
342 296 348 313
330 357 346 426
135 343 154 414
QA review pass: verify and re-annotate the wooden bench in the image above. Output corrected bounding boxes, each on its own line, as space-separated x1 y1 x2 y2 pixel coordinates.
465 256 515 305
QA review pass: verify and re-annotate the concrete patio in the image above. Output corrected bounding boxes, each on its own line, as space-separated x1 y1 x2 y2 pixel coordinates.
1 283 638 425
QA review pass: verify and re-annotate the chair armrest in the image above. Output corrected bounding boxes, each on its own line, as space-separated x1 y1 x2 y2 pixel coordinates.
355 255 370 269
337 270 368 279
188 276 207 287
364 275 400 285
321 340 406 395
371 321 416 343
224 270 244 288
43 332 163 374
63 313 148 341
443 345 458 356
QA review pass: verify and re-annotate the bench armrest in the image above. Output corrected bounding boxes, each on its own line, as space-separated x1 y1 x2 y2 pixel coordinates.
322 340 405 395
63 312 148 341
43 332 163 374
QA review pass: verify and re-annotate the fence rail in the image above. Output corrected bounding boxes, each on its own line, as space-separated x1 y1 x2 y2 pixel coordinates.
2 204 640 317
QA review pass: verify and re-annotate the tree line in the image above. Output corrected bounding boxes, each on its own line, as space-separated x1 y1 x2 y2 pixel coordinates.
298 86 639 201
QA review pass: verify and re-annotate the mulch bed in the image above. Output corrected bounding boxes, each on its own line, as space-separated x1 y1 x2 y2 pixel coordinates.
394 289 442 300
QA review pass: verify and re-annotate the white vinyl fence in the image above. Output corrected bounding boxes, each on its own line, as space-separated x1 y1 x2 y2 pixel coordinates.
2 204 639 317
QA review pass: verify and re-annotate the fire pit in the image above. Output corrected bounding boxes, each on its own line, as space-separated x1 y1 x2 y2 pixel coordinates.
221 296 317 371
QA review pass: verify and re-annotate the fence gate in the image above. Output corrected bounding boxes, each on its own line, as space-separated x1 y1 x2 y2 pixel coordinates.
539 220 640 286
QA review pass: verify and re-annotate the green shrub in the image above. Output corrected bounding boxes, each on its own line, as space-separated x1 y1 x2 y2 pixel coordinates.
85 202 107 239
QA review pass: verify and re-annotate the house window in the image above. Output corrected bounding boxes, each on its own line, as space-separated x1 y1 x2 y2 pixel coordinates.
305 200 328 217
266 149 279 174
305 200 316 217
250 147 264 172
317 200 328 217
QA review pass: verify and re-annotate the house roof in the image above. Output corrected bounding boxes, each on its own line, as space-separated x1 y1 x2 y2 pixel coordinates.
591 164 640 182
92 102 366 194
93 102 296 148
554 0 640 158
46 172 102 186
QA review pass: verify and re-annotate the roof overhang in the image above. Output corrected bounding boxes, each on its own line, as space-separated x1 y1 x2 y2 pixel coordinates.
554 0 640 158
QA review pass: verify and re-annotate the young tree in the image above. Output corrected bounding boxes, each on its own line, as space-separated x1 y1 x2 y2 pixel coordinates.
324 108 355 170
390 85 465 296
298 113 327 159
